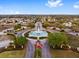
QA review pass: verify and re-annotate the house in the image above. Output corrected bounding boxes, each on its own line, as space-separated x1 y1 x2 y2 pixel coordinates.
63 22 72 27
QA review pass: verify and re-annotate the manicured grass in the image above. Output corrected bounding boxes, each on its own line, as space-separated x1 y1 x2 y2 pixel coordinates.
0 50 25 58
34 48 42 58
50 49 79 58
67 34 79 47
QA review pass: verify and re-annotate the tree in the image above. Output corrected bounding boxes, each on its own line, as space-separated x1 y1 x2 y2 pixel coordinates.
71 24 79 32
14 24 21 30
48 32 68 48
13 36 28 48
27 23 34 28
43 21 51 28
7 33 28 48
14 36 28 46
57 24 65 29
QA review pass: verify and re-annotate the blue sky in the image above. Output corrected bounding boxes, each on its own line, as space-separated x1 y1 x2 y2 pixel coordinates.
0 0 79 14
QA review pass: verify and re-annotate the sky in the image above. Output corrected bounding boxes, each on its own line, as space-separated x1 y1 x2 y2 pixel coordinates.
0 0 79 15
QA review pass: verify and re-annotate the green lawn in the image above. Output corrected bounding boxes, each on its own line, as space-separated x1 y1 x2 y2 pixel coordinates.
0 50 25 58
50 49 79 58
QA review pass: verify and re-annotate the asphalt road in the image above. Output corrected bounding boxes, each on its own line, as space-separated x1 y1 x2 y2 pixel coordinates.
24 40 35 58
24 39 51 58
41 40 51 58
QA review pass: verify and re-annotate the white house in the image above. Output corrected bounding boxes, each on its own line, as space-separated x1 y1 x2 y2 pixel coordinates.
63 22 72 27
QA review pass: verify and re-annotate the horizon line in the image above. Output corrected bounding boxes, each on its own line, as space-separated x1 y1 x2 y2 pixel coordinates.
0 14 79 15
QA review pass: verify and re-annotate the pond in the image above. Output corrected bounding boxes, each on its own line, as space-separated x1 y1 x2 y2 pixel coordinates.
29 31 48 37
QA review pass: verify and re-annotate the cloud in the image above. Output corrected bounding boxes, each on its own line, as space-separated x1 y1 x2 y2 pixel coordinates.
0 10 22 14
73 1 79 9
45 0 63 8
9 10 21 14
0 6 22 14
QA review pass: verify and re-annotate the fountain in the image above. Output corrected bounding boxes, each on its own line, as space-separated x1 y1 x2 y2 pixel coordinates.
29 22 48 39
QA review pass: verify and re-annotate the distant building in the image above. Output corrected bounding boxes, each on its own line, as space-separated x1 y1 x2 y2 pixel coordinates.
74 18 79 21
63 22 72 27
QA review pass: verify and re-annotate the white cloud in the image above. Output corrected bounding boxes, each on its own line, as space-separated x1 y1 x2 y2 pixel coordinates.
73 1 79 9
9 10 21 14
0 10 22 14
0 6 22 14
74 5 79 8
45 0 63 8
